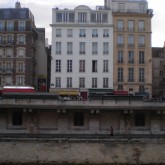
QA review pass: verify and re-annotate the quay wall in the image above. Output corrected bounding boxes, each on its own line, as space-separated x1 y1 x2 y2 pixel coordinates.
0 139 165 164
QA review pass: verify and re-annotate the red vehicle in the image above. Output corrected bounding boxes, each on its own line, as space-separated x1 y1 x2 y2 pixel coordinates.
2 86 35 93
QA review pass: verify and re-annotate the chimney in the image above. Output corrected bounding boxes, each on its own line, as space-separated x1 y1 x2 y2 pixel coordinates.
15 2 21 9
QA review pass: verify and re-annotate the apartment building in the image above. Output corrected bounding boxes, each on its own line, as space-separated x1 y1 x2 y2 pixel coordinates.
0 2 37 87
152 47 165 97
105 0 153 97
50 5 113 98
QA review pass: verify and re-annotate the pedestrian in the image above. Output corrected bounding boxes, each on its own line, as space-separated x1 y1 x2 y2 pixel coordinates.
110 126 113 136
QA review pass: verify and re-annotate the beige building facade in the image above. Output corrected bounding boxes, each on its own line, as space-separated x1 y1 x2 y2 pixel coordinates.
105 0 153 97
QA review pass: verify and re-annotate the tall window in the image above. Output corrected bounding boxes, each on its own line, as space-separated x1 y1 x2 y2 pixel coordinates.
67 29 73 37
79 42 85 54
128 35 134 46
56 42 61 54
103 78 109 88
12 111 22 126
128 68 134 82
67 42 73 54
118 68 123 82
7 21 14 31
67 60 72 72
19 21 25 31
117 20 124 31
103 42 109 54
128 51 134 63
67 77 72 88
18 62 24 72
139 85 145 92
55 60 61 72
91 13 108 23
79 60 85 72
139 68 145 82
118 50 123 63
92 29 98 37
138 20 144 31
6 62 12 71
139 35 145 47
55 77 61 88
18 35 25 44
103 29 109 37
78 12 87 23
0 22 4 31
0 35 3 43
79 29 86 37
92 42 98 54
79 77 85 88
92 60 97 72
117 35 124 46
139 51 145 64
56 29 61 37
74 112 84 126
92 78 97 88
7 35 13 43
128 20 134 31
103 60 109 72
16 76 24 85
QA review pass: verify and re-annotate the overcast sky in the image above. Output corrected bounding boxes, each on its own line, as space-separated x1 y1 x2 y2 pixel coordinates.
0 0 164 47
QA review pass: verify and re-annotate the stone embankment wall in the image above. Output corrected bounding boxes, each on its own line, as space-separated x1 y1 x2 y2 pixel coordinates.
0 139 165 164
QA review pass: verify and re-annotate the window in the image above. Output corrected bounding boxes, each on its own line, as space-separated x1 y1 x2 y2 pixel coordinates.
103 60 109 72
0 62 3 71
19 21 25 31
56 12 62 22
67 60 72 72
92 78 97 88
16 76 24 85
118 50 123 63
160 70 163 77
79 77 85 88
7 21 14 31
79 29 86 37
118 3 125 12
160 61 164 67
17 48 25 57
56 29 61 37
135 113 145 126
138 21 145 31
0 22 4 31
103 42 109 54
6 48 13 57
139 35 145 47
128 68 134 82
79 60 85 72
12 111 22 126
5 76 12 85
117 35 124 46
18 35 25 44
128 35 134 46
139 85 145 92
103 78 109 88
139 68 145 82
74 112 84 126
117 20 124 31
55 77 61 88
57 12 74 22
6 62 12 72
91 13 108 23
67 42 73 54
92 29 98 37
103 29 109 37
55 60 61 72
118 85 123 90
17 62 24 72
139 51 145 64
7 35 13 44
67 77 72 88
118 68 123 82
67 29 73 37
0 35 4 44
56 42 61 54
92 60 97 72
139 4 145 13
0 76 2 85
78 12 87 23
92 42 98 54
79 42 85 54
0 49 3 58
128 21 134 31
128 51 134 63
